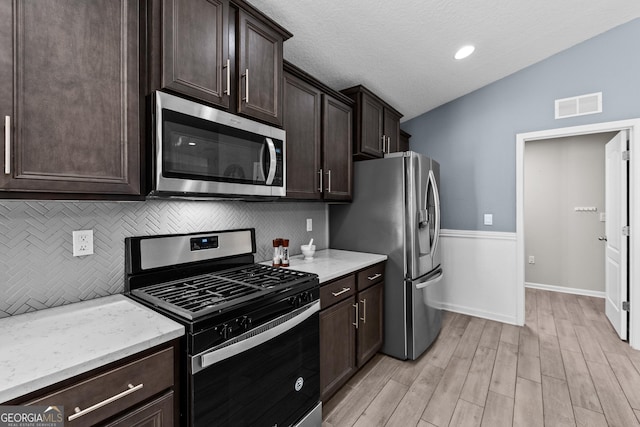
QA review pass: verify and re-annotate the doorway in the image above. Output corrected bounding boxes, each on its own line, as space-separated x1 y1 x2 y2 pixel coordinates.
516 119 640 350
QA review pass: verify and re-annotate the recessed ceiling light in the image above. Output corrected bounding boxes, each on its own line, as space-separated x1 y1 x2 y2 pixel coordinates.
454 45 475 60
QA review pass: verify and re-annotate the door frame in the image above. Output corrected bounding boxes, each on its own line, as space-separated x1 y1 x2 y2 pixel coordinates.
516 118 640 350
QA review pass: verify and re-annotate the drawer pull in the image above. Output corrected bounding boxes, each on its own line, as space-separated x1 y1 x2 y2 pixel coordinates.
68 383 144 421
367 273 382 281
331 287 351 297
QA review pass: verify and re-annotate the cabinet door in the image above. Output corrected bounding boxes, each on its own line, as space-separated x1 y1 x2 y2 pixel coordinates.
357 282 383 367
359 93 384 158
322 94 352 200
320 296 357 402
283 72 322 199
237 10 283 126
399 130 411 152
384 109 402 153
162 0 229 108
0 0 141 196
103 391 174 427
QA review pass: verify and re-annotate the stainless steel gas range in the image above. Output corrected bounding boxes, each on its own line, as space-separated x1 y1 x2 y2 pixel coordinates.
125 228 321 427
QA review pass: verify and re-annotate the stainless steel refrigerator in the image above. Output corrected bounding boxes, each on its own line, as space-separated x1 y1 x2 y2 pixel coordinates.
329 151 443 360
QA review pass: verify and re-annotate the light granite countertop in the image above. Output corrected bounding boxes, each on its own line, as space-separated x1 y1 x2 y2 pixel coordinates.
263 249 387 283
0 295 184 403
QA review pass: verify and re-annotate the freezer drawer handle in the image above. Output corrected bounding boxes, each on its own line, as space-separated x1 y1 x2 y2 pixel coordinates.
331 287 351 297
367 273 382 281
68 383 143 421
415 270 444 290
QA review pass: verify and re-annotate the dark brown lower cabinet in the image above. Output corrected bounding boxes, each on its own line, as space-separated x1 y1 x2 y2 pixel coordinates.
104 391 174 427
356 282 384 366
319 262 385 402
7 340 179 427
320 296 357 401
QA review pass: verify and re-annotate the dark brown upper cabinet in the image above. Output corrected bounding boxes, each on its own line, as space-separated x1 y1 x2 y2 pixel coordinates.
0 0 143 198
160 0 230 108
283 62 353 201
399 129 411 152
151 0 291 127
341 85 403 160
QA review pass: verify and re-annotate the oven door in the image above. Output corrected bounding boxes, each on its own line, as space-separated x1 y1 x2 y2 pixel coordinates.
153 91 286 198
190 301 320 427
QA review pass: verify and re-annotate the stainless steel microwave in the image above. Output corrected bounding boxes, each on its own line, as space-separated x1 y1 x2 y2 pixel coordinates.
149 91 286 198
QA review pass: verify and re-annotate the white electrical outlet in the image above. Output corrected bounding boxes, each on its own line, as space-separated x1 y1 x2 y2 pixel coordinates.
73 230 94 257
483 214 493 226
306 218 313 232
528 256 535 264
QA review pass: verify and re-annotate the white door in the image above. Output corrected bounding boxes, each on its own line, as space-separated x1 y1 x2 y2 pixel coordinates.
605 130 629 340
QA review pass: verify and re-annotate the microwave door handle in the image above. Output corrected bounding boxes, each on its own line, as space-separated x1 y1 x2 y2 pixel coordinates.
265 138 277 185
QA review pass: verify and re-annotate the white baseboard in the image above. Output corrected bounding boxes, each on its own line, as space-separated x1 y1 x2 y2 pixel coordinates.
525 282 605 299
439 302 518 325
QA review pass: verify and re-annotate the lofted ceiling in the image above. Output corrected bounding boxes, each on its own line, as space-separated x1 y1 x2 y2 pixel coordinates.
247 0 640 122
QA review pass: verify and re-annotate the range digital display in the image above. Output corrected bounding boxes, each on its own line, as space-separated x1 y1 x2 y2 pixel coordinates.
190 236 219 251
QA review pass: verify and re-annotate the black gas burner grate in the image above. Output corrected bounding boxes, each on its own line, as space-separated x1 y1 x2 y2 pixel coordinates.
131 264 314 320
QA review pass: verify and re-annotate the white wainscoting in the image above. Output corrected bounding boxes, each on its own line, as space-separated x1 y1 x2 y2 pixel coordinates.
439 229 518 324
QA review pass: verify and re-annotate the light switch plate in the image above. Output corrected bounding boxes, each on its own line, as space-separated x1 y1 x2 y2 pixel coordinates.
483 214 493 226
306 218 312 232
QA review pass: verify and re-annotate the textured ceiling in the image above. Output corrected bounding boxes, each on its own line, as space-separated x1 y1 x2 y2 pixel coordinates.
248 0 640 121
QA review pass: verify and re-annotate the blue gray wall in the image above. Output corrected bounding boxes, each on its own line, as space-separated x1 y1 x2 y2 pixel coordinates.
403 18 640 232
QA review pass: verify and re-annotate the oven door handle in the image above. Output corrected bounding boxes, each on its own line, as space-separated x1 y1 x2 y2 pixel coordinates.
193 300 319 373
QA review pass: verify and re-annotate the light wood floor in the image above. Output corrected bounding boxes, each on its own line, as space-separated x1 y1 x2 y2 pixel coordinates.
322 288 640 427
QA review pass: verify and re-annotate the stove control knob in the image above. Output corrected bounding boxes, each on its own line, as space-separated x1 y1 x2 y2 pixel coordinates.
288 296 298 307
238 316 252 331
301 291 312 303
219 323 232 339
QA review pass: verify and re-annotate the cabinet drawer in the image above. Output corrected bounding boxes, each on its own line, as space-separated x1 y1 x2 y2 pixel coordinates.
27 347 174 426
320 275 356 309
357 263 385 291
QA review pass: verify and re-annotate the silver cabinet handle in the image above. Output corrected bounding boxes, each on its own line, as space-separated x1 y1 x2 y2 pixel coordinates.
326 169 331 193
367 273 382 281
223 59 230 95
331 287 351 297
380 135 385 153
318 169 323 192
353 302 359 329
387 136 391 153
598 236 608 241
68 383 144 421
241 68 249 103
4 115 9 175
360 298 367 323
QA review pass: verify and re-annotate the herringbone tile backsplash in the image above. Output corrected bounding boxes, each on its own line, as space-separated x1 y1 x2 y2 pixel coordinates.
0 200 328 318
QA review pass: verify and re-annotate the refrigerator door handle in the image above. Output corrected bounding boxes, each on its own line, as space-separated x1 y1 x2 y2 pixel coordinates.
414 268 444 290
428 169 441 258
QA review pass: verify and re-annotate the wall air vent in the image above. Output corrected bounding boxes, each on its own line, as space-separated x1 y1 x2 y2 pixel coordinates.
555 92 602 119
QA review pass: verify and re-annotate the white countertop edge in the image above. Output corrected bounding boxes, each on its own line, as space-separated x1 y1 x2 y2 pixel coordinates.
0 295 184 403
261 249 387 283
